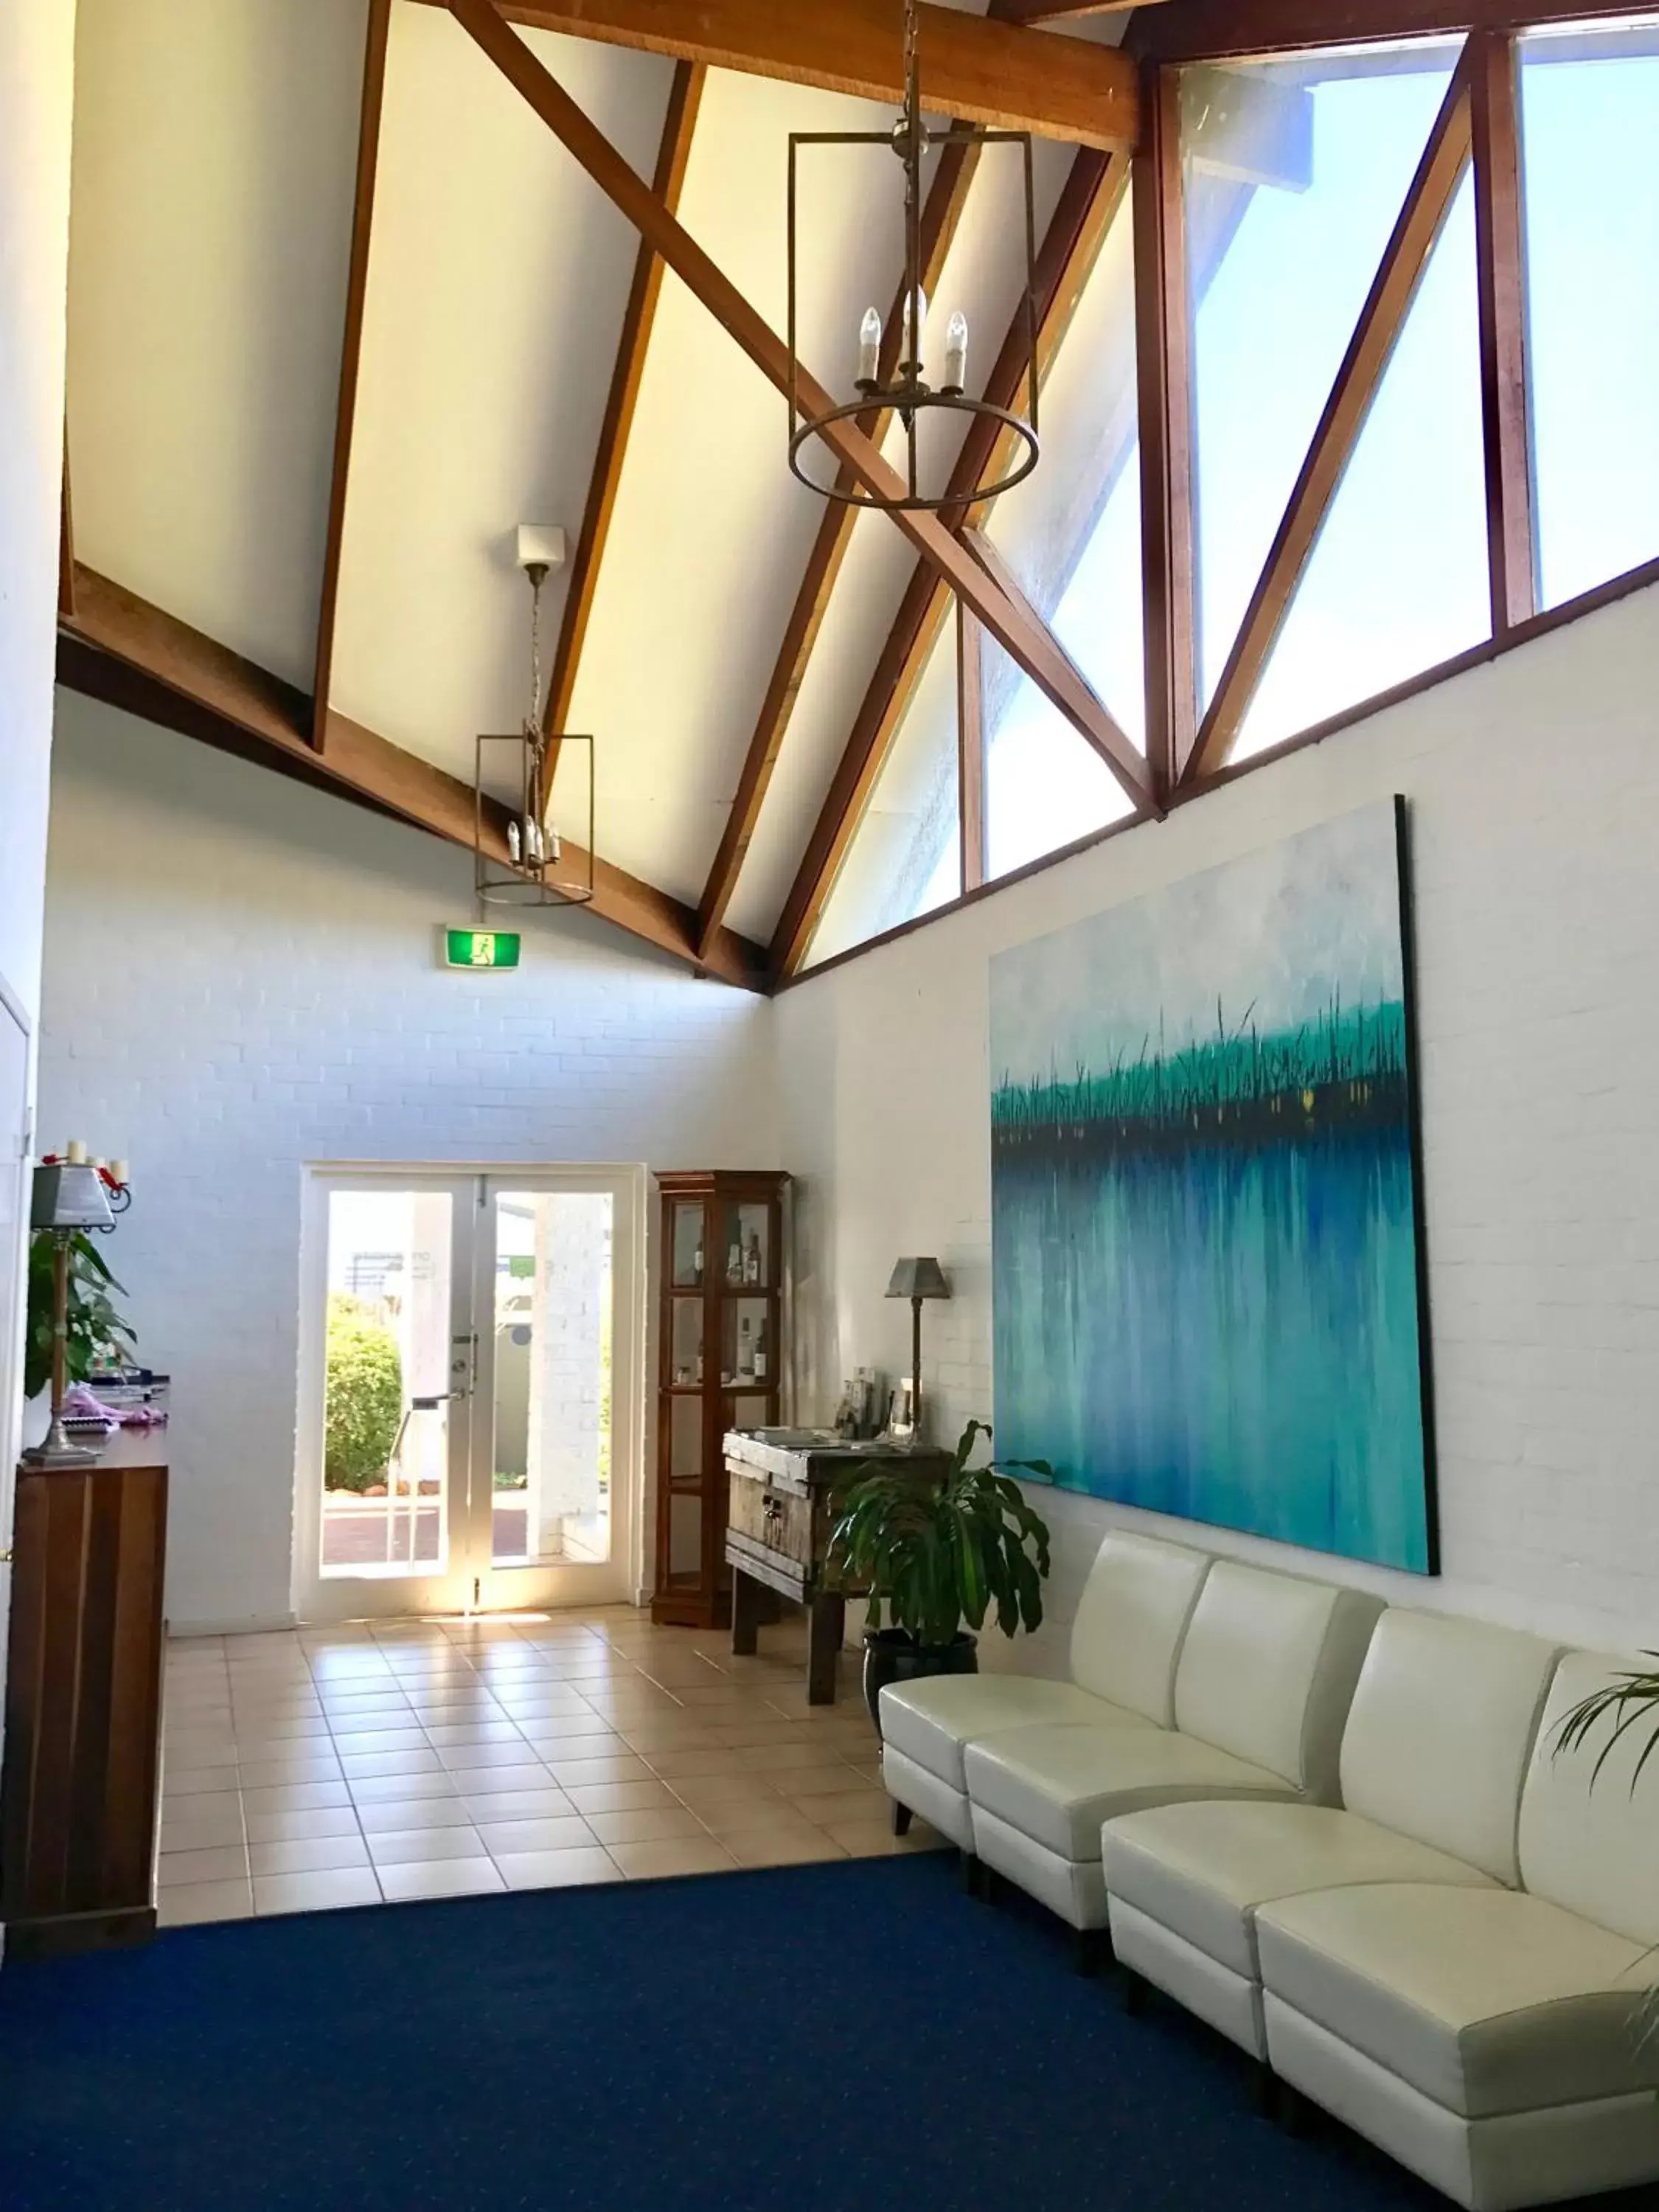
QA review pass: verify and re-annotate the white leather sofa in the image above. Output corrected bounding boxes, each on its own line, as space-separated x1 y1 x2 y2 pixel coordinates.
960 1559 1383 1948
878 1529 1211 1858
1102 1611 1559 2067
1255 1649 1659 2211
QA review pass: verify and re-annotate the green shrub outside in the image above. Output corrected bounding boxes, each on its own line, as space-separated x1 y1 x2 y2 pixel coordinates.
325 1294 403 1493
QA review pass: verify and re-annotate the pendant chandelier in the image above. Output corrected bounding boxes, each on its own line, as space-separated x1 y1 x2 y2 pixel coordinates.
474 540 595 911
785 0 1040 512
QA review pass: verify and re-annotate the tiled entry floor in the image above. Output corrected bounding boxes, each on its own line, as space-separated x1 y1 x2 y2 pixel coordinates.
159 1607 944 1925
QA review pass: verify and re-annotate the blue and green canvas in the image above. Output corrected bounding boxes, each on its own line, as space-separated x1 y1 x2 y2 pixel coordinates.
990 799 1435 1573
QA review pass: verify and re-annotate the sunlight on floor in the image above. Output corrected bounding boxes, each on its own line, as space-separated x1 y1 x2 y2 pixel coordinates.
158 1608 944 1925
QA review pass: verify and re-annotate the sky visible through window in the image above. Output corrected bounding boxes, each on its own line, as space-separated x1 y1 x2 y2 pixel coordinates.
810 24 1659 966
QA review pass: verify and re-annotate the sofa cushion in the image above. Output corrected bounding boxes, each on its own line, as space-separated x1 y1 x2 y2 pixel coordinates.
1256 1885 1659 2121
1173 1564 1382 1798
1068 1531 1210 1723
1103 1799 1497 1979
879 1673 1148 1792
1520 1651 1659 1949
1338 1611 1559 1884
963 1722 1295 1863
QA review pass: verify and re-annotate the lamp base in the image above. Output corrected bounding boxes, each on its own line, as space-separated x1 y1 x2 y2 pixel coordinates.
22 1417 102 1469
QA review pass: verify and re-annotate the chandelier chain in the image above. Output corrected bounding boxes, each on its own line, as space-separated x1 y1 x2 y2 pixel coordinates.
526 571 545 751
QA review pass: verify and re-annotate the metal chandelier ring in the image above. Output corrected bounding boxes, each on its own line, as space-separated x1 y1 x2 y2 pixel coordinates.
787 395 1040 512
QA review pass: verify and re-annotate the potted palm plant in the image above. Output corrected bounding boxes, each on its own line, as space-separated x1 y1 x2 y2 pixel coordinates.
827 1419 1053 1728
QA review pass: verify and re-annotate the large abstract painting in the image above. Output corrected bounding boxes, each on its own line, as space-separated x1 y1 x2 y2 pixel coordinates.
990 799 1435 1573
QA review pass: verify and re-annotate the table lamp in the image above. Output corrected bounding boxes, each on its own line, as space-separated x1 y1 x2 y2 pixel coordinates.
23 1160 115 1468
886 1256 951 1442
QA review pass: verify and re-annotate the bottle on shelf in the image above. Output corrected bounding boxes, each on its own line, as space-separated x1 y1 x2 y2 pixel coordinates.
738 1316 754 1380
692 1228 703 1284
754 1322 768 1383
726 1239 742 1285
744 1229 762 1285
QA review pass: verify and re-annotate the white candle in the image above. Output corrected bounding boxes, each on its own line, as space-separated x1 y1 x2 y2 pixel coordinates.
110 1159 130 1186
857 307 881 386
66 1140 86 1164
945 310 969 394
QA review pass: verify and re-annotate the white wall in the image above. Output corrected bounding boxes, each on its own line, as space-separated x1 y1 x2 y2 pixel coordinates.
38 693 779 1632
776 580 1659 1666
0 0 74 1025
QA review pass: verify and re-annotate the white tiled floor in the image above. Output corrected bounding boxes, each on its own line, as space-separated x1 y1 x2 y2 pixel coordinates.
159 1607 944 1925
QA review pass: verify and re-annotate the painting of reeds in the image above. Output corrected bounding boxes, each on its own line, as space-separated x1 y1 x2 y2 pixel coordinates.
990 799 1435 1573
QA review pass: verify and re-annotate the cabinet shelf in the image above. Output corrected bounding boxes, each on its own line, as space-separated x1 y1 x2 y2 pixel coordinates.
653 1170 790 1632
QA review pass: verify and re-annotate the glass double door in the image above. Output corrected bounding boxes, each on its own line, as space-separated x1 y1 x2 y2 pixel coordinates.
298 1170 637 1620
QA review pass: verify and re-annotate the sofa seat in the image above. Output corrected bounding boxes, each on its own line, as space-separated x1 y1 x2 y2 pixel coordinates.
880 1674 1151 1793
965 1722 1297 1864
1103 1799 1498 1979
1257 1884 1659 2119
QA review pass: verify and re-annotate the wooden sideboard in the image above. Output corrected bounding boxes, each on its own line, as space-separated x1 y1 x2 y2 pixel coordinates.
1 1428 169 1958
725 1431 951 1705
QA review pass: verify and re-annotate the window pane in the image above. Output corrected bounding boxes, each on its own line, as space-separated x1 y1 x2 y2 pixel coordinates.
982 639 1136 882
1521 24 1659 608
1186 44 1462 710
1235 174 1488 757
984 181 1144 745
805 619 959 967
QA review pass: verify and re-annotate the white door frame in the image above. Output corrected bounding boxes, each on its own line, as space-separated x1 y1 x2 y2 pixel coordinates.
293 1162 647 1623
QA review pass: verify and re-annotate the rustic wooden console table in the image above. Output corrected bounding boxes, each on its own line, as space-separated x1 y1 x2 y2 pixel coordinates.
724 1430 951 1705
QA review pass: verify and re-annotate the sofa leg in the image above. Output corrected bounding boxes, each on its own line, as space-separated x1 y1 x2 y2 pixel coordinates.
1277 2082 1314 2139
959 1851 983 1897
1120 1966 1149 2017
1073 1927 1112 1980
1249 2062 1279 2121
891 1801 914 1837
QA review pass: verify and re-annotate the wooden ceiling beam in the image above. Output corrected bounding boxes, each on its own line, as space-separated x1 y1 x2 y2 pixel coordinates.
1133 0 1659 64
413 0 1138 147
447 0 1158 834
58 568 768 991
311 0 392 753
766 147 1133 981
692 131 981 959
998 2 1142 20
545 58 704 769
1183 63 1474 784
961 525 1144 794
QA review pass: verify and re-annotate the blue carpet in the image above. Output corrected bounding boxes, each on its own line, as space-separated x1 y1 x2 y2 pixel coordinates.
0 1853 1651 2212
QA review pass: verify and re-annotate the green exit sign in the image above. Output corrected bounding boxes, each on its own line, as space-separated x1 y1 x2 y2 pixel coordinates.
443 928 522 971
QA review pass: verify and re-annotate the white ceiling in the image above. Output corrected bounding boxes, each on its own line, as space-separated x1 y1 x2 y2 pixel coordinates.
64 0 1130 955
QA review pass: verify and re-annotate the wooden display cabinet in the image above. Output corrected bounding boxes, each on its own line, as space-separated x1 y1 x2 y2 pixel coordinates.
652 1170 788 1630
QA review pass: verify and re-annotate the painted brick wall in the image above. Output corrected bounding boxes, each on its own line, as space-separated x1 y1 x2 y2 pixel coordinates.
39 692 779 1631
776 580 1659 1669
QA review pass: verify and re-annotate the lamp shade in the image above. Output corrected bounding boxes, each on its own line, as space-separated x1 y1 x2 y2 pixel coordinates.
31 1162 114 1232
886 1256 950 1301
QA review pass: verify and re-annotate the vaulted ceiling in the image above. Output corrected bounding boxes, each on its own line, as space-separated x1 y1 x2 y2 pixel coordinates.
57 0 1140 990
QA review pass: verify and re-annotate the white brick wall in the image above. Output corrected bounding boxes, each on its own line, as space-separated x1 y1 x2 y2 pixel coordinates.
39 692 779 1630
777 579 1659 1668
39 580 1659 1658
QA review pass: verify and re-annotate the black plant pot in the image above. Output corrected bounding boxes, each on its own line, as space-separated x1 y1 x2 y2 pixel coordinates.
863 1627 978 1733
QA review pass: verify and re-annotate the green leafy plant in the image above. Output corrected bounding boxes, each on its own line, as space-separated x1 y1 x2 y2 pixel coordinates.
24 1231 136 1400
1554 1658 1659 1792
324 1294 404 1494
827 1419 1053 1652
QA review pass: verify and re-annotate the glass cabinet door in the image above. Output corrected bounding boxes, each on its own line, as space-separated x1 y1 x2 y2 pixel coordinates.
717 1200 771 1290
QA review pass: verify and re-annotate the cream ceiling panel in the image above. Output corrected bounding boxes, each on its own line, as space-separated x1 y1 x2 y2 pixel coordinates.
67 0 369 689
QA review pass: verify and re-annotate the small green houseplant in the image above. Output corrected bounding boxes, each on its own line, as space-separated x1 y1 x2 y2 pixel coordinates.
24 1228 136 1402
827 1419 1053 1728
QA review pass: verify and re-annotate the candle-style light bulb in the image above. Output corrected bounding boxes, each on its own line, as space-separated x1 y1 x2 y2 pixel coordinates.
857 305 882 386
900 285 929 367
944 310 969 394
